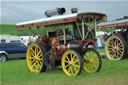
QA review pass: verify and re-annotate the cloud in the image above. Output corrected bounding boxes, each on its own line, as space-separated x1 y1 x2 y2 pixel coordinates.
1 0 128 1
1 1 128 23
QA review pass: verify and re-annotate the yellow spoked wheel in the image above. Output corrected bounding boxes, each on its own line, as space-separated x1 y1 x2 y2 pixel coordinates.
26 43 47 72
62 50 82 76
82 48 102 73
105 36 127 60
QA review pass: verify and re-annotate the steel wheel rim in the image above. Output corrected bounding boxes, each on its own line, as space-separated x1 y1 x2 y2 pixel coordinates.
83 49 99 73
0 56 6 61
26 44 43 72
62 51 81 76
105 36 124 60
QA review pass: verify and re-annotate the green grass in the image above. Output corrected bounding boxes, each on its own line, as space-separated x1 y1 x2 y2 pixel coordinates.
0 24 25 35
0 23 39 36
97 49 105 53
0 23 16 25
0 58 128 85
0 23 48 36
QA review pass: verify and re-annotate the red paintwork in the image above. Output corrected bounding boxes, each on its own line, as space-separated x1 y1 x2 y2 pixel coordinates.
35 35 96 61
85 40 96 46
35 36 71 61
16 17 77 29
103 32 121 41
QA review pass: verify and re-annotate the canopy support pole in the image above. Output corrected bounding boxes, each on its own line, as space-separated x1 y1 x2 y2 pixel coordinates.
76 21 83 40
28 27 32 40
63 24 66 45
94 19 97 38
82 19 85 40
46 26 49 38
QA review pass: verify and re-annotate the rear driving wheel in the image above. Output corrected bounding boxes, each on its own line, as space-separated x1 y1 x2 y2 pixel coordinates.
26 43 47 72
105 36 127 60
62 50 82 76
82 48 102 73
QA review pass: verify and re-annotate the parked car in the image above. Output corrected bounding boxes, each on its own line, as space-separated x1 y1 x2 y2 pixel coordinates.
0 43 27 61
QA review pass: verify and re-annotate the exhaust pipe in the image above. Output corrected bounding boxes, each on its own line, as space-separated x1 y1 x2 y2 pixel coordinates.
45 7 66 17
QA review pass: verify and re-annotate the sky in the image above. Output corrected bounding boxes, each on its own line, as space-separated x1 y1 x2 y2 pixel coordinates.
1 0 128 23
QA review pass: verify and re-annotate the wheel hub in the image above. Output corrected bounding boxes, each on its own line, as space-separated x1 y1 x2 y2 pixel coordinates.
69 61 72 65
82 48 101 73
90 59 94 63
114 46 119 52
69 61 75 66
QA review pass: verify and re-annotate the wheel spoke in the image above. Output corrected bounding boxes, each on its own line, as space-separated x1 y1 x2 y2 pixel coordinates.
65 64 69 68
31 51 35 57
93 61 99 64
115 40 118 46
39 60 42 65
74 66 78 72
116 52 120 58
65 60 69 63
28 57 35 59
66 56 70 61
82 49 101 73
26 44 47 73
74 59 79 64
109 44 114 48
118 45 123 48
68 67 71 72
35 48 37 55
37 51 41 57
111 40 115 46
112 52 116 58
84 54 89 60
71 55 76 61
90 64 94 71
91 51 95 57
74 64 79 68
37 58 43 61
93 56 98 60
92 63 97 69
70 67 73 74
62 50 82 76
31 59 36 64
37 61 42 67
31 48 35 56
117 41 122 47
70 53 73 59
31 62 36 69
87 64 91 70
118 50 123 55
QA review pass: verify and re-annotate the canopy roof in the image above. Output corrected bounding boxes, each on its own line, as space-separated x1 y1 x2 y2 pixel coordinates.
97 19 128 29
16 12 106 29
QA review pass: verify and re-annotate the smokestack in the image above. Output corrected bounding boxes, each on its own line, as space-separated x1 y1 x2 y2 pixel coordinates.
71 8 78 14
45 7 66 17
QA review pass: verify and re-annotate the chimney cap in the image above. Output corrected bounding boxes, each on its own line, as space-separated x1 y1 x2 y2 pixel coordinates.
71 8 78 13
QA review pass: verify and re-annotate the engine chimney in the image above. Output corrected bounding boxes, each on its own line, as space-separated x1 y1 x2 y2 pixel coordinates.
45 7 66 17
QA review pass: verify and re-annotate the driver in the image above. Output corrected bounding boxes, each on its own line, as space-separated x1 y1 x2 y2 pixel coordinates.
56 30 63 36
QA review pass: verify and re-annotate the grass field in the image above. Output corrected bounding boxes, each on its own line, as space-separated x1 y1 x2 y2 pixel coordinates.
0 58 128 85
0 23 36 36
0 24 23 35
0 23 47 36
0 24 128 85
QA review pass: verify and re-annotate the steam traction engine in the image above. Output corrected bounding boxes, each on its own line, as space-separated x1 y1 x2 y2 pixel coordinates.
16 8 107 76
97 18 128 60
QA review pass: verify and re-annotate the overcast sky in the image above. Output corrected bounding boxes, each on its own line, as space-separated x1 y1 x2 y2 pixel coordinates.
1 0 128 23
